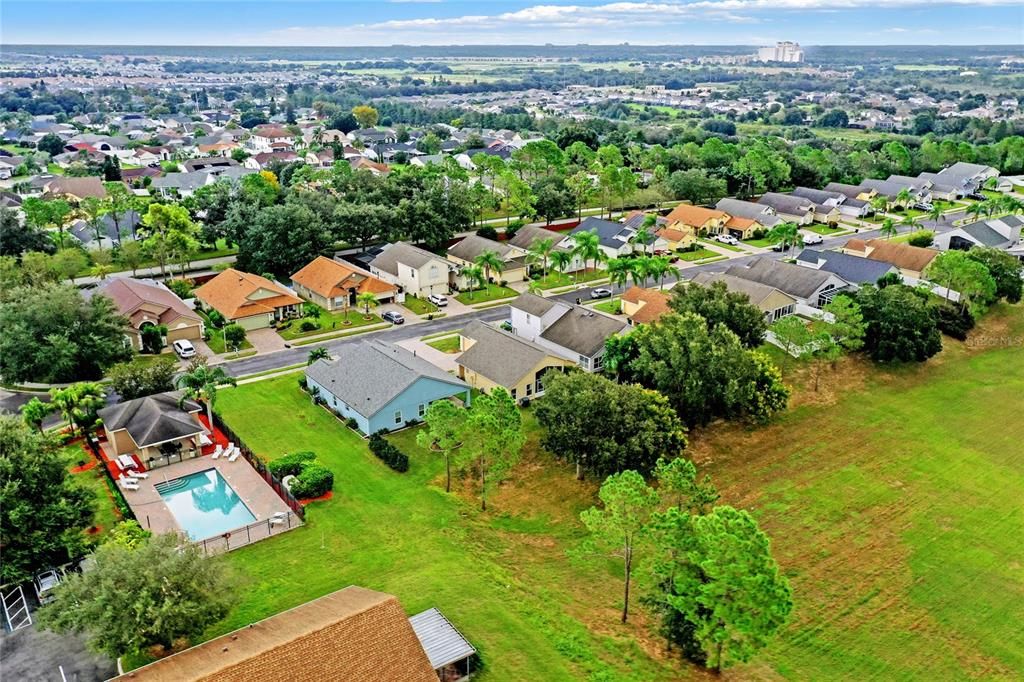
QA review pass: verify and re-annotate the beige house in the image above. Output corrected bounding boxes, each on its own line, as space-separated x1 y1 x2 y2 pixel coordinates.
665 204 728 239
194 268 303 330
620 286 672 325
92 277 204 352
369 241 456 299
457 320 574 402
97 392 208 469
841 238 939 279
447 234 528 284
690 272 797 322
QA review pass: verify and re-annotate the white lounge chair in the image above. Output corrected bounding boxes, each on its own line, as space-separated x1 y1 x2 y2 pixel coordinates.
122 480 139 491
227 450 241 463
221 445 235 460
269 512 287 525
130 471 149 479
211 444 223 460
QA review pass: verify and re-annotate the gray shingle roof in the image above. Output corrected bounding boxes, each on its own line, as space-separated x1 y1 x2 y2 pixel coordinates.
795 249 896 284
98 391 204 448
447 234 516 263
959 221 1016 247
510 292 563 317
370 242 451 277
507 224 572 252
725 257 844 300
690 271 794 307
823 182 864 199
458 320 555 387
571 216 635 249
540 306 628 357
756 193 813 217
790 187 844 205
305 340 467 418
409 608 476 670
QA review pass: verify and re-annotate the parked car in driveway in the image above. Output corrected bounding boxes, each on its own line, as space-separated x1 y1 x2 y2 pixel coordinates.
428 294 448 306
382 310 405 325
172 339 196 358
714 234 741 246
590 287 613 299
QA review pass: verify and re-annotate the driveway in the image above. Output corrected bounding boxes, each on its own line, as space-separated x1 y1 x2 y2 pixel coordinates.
246 328 287 354
395 337 462 373
1 619 117 682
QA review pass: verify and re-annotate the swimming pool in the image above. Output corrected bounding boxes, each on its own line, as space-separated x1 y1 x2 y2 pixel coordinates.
155 468 256 541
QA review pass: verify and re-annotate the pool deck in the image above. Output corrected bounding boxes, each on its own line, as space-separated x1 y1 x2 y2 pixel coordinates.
119 454 300 553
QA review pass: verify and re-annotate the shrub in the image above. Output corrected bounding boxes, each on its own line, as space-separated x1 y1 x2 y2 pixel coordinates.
206 309 225 328
223 323 246 348
298 377 308 391
268 451 317 478
908 230 935 247
368 430 410 473
299 319 319 332
345 417 358 430
167 279 194 299
934 302 975 341
476 225 499 240
288 462 334 499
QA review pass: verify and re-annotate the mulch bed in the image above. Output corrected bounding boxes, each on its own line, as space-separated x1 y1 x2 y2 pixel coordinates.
299 490 333 505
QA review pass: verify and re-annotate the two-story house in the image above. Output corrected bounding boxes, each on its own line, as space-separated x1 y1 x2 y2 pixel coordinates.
369 241 457 299
507 293 628 372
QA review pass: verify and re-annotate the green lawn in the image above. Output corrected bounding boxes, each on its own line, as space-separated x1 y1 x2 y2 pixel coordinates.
675 248 720 262
401 295 438 316
213 380 679 681
426 335 461 354
592 299 622 315
455 282 518 305
702 305 1024 679
59 443 120 541
197 313 255 354
277 311 383 341
806 223 848 236
533 269 607 290
745 236 781 248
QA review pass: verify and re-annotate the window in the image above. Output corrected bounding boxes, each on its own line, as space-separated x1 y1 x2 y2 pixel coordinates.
578 355 590 370
510 388 517 400
418 403 426 417
526 382 533 397
525 313 531 323
593 354 604 371
394 410 403 425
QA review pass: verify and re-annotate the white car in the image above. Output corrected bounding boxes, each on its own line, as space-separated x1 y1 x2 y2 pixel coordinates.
715 234 741 246
801 232 824 245
428 294 448 307
172 339 197 358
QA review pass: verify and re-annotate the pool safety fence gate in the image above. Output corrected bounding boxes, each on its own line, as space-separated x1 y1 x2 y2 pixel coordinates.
211 412 307 521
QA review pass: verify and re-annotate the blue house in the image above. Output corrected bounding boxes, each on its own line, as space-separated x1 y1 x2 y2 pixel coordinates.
305 340 471 435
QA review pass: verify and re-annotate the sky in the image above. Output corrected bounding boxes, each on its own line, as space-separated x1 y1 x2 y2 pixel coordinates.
1 1 1023 47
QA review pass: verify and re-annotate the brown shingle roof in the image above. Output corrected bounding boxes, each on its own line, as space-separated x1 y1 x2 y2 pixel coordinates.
665 204 727 228
93 277 200 328
193 268 302 321
621 286 671 324
291 256 395 300
111 586 437 682
44 176 107 200
845 238 938 272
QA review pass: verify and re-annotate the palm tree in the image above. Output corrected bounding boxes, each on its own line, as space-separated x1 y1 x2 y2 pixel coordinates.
462 264 486 299
356 291 378 318
572 229 603 275
635 214 658 255
307 347 329 366
965 202 987 222
474 249 505 286
768 222 801 257
550 250 573 282
606 257 631 292
526 279 544 295
870 195 889 215
895 188 913 210
177 360 236 427
628 257 650 288
20 397 54 433
50 382 106 436
526 237 555 280
645 255 673 289
982 199 998 218
927 204 944 224
879 217 899 240
900 215 921 235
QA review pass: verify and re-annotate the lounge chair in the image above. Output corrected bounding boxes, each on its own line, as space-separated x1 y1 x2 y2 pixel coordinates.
130 471 149 479
122 480 139 491
221 445 235 459
211 444 223 460
269 512 287 525
227 450 241 463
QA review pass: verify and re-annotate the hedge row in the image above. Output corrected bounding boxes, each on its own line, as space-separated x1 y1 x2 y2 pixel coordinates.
268 451 317 478
368 430 410 473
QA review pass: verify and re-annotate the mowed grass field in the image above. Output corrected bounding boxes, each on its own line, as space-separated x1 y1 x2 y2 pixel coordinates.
696 304 1024 679
211 304 1024 680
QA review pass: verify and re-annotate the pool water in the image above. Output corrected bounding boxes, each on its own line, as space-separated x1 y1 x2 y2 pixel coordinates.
155 468 256 541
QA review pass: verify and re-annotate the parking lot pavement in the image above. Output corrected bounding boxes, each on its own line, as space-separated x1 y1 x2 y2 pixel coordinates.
1 620 117 682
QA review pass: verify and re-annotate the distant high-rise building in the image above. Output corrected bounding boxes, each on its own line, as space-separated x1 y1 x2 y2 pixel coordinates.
756 42 804 63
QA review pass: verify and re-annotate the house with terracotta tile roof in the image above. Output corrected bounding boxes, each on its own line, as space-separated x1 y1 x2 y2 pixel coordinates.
290 256 396 311
109 586 475 682
91 277 204 352
620 286 672 325
193 268 302 330
841 238 939 279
